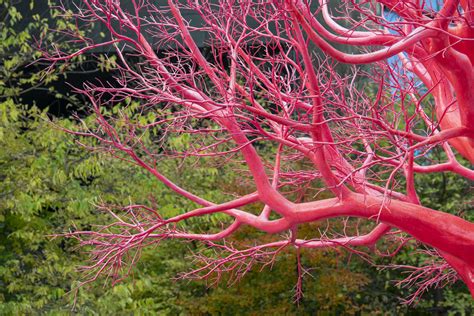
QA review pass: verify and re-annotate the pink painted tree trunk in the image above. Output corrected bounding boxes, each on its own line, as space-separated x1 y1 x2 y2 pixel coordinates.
44 0 474 302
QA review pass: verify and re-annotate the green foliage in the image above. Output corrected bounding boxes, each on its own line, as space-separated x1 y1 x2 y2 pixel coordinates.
181 224 370 315
0 99 243 314
0 104 386 315
0 0 76 101
1 100 472 315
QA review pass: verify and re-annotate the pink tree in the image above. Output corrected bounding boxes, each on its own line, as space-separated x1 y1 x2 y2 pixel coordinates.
45 0 474 302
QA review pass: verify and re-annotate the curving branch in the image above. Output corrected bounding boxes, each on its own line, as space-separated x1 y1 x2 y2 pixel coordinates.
44 0 474 303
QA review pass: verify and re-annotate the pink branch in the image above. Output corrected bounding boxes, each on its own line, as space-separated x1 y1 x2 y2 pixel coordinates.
44 0 474 302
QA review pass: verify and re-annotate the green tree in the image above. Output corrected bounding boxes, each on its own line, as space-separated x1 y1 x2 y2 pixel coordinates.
0 102 221 314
